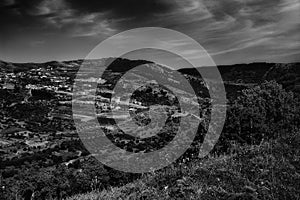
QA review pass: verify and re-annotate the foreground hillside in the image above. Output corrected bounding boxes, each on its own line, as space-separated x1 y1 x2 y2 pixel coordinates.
67 135 300 200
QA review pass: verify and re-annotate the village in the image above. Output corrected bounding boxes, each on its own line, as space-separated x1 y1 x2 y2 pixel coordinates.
0 61 85 168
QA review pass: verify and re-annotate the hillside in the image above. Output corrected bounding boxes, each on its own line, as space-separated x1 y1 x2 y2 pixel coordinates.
67 135 300 200
0 59 299 199
179 62 300 98
67 80 300 200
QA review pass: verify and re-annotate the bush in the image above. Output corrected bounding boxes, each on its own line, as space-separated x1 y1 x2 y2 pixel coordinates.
223 81 299 145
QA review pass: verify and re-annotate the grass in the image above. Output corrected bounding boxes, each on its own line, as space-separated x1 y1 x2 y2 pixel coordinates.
66 131 300 200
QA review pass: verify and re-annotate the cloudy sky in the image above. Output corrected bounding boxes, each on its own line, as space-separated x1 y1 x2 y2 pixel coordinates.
0 0 299 65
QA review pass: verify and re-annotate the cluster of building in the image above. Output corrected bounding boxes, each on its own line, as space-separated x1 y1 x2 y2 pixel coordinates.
0 63 80 162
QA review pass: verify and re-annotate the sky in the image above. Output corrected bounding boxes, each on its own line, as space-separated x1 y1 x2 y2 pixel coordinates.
0 0 299 65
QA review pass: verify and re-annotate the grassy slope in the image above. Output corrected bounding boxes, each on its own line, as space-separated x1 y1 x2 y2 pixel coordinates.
67 131 300 200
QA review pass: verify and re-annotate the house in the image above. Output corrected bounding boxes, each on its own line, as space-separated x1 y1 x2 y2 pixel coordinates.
2 82 14 90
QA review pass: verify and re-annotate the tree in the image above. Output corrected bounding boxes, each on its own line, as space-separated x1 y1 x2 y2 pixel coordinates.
224 81 299 144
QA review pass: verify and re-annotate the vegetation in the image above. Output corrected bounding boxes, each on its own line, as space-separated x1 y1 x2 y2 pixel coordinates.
66 81 300 200
219 81 299 151
1 59 300 199
67 136 300 200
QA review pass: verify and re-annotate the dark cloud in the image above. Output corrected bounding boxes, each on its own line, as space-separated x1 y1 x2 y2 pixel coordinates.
0 0 46 27
0 0 42 18
0 0 177 38
64 0 176 19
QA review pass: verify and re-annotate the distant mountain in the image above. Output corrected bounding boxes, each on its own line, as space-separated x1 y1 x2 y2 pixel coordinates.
1 59 299 95
179 62 300 95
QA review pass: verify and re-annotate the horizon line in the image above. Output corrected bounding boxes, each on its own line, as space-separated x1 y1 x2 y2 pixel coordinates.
0 57 299 68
